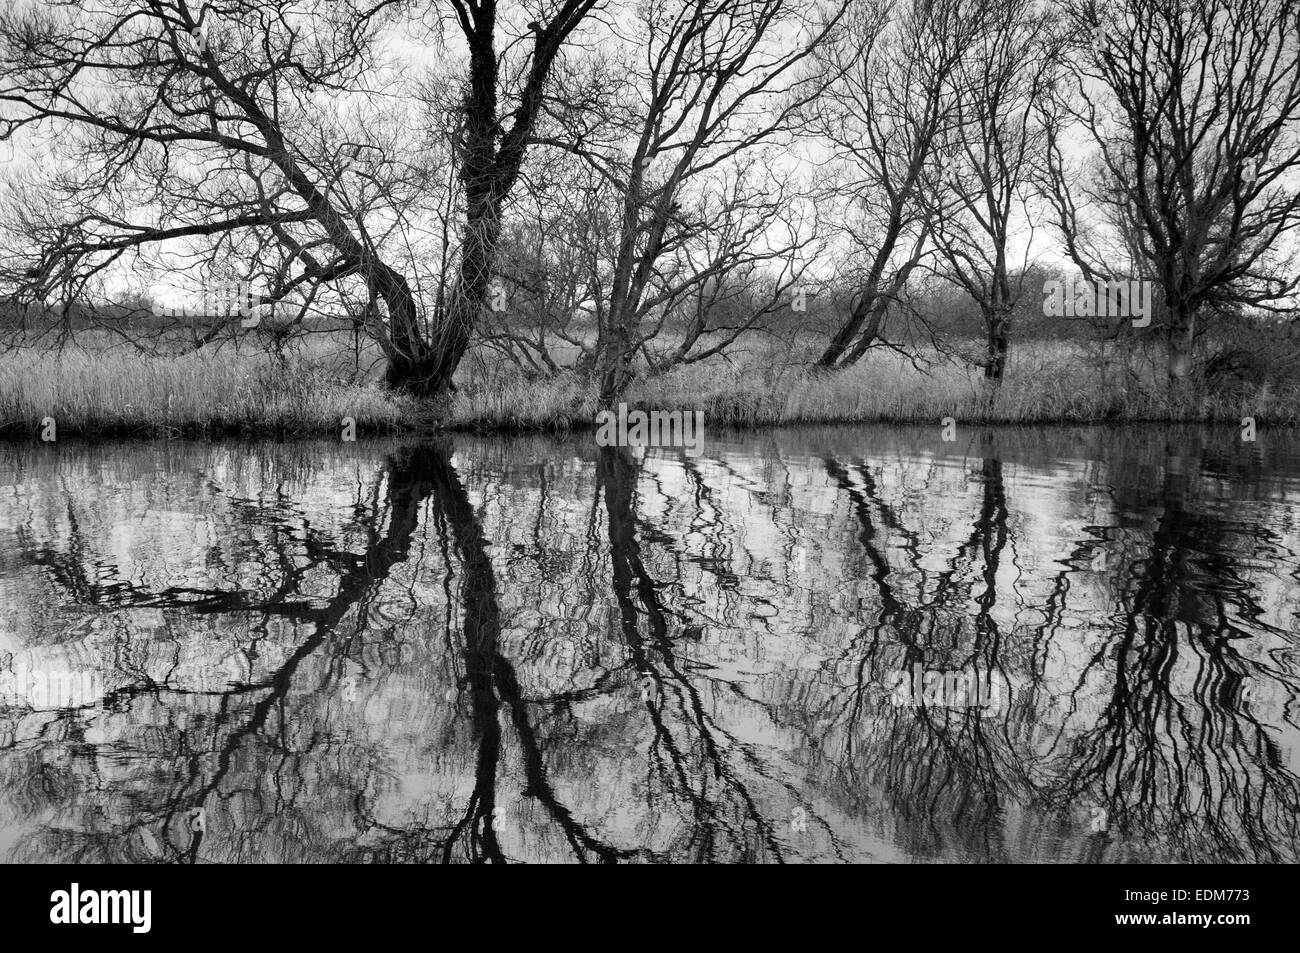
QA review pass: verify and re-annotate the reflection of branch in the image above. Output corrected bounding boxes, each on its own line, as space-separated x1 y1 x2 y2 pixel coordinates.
6 433 1300 864
1041 452 1300 861
600 446 809 861
429 442 637 863
5 443 439 862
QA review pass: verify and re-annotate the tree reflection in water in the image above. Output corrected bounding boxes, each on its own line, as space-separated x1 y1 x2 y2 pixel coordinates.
0 426 1296 862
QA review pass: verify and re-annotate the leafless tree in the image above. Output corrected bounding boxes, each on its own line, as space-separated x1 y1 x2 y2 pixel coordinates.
1043 0 1300 386
423 0 603 396
922 0 1057 382
0 3 421 377
474 144 608 372
809 0 974 369
533 0 848 403
0 0 600 399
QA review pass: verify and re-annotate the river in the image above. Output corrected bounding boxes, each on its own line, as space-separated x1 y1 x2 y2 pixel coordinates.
1 424 1297 862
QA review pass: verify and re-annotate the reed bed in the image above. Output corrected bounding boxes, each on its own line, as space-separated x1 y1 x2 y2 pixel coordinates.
2 336 1296 438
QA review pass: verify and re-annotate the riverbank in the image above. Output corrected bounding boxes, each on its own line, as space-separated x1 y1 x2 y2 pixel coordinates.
2 339 1297 438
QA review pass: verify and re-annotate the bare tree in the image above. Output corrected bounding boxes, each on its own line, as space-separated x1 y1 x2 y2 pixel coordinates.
476 146 609 372
810 0 973 369
923 0 1057 382
423 0 603 396
0 0 600 400
0 3 432 380
1043 0 1300 386
535 0 847 403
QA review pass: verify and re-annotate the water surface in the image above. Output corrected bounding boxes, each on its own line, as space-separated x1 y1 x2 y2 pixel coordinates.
1 425 1298 863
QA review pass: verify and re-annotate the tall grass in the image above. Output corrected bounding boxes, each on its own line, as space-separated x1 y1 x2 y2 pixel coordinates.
2 335 1297 438
0 345 423 437
453 341 1300 429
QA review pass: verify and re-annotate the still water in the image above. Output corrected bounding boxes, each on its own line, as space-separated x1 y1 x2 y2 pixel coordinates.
0 425 1297 863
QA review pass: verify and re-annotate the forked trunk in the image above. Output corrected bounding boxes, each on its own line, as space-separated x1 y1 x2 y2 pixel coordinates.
835 296 889 367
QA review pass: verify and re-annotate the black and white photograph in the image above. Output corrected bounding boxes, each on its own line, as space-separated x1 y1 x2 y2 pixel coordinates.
0 0 1294 924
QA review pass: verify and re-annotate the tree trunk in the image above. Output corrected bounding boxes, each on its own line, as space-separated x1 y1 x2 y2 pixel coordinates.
984 311 1009 381
406 205 498 399
835 297 889 367
818 290 878 367
1167 303 1196 386
372 263 450 397
596 320 635 407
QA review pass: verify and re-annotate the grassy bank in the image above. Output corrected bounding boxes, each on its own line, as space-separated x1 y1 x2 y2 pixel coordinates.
0 346 427 437
2 336 1297 438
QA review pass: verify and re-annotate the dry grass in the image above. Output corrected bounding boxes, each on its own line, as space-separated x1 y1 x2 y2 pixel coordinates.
0 344 422 437
452 340 1300 429
2 334 1296 438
